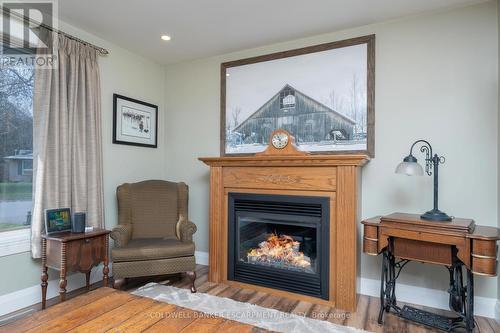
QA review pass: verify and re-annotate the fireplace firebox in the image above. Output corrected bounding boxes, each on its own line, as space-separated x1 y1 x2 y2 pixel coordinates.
228 193 330 299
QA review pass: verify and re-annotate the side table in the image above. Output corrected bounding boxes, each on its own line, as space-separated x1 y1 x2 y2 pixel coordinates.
362 213 499 332
41 228 111 309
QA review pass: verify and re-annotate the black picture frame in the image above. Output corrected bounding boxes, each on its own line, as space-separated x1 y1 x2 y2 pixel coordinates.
113 94 158 148
45 208 72 234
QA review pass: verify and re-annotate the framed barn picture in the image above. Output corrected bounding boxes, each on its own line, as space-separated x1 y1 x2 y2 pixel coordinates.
221 35 375 157
113 94 158 148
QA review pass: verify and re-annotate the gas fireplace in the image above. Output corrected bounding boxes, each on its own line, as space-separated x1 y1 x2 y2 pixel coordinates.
228 193 330 299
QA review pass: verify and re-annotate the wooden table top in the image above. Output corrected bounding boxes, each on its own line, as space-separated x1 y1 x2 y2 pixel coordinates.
42 228 110 242
362 214 500 240
0 287 267 333
381 212 475 232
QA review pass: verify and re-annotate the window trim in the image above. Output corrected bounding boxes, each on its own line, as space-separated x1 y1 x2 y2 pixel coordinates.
0 228 31 257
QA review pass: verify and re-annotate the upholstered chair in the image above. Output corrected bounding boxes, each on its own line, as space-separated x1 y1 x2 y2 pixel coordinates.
110 180 197 292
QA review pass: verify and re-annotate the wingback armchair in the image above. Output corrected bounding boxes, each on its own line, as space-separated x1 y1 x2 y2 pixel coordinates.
110 180 197 292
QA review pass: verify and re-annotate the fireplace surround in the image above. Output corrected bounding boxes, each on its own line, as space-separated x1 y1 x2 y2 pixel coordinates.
228 193 330 299
200 153 369 311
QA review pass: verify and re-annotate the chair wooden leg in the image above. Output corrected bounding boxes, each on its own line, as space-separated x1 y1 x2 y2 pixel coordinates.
186 271 196 293
113 278 126 290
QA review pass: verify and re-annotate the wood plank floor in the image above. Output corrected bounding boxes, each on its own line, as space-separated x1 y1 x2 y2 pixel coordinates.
0 287 268 333
1 264 498 333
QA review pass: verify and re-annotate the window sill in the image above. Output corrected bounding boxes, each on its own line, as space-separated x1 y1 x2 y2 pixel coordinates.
0 228 31 257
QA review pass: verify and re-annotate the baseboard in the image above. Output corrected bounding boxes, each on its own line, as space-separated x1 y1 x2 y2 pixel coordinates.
0 263 108 318
194 251 497 319
0 253 209 319
0 251 496 321
495 300 500 323
0 252 208 319
358 277 497 319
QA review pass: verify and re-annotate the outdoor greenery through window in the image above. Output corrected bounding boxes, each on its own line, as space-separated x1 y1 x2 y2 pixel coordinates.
0 56 34 232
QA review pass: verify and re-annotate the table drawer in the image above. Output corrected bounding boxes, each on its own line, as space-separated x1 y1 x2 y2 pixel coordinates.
471 256 497 276
363 225 379 255
472 239 498 276
393 238 453 266
472 239 497 257
66 235 106 272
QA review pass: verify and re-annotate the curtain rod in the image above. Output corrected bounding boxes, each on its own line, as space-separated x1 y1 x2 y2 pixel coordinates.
1 6 109 55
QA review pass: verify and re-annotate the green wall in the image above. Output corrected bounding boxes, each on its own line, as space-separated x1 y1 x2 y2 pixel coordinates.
0 252 41 296
0 252 92 296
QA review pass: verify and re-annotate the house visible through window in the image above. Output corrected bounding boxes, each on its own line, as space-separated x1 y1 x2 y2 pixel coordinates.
22 159 33 175
0 51 34 232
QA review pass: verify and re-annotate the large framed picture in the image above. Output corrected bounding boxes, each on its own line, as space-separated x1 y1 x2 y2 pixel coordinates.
113 94 158 148
221 35 375 156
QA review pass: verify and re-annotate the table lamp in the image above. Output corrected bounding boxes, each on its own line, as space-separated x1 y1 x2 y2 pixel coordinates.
395 139 452 221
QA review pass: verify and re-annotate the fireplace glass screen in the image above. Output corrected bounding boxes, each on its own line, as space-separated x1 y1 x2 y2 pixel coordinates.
228 193 330 299
238 217 317 274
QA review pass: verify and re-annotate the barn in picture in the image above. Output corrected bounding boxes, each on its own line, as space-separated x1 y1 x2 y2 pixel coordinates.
232 84 356 146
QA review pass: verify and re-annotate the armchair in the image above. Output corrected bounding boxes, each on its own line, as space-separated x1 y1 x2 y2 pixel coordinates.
111 180 197 292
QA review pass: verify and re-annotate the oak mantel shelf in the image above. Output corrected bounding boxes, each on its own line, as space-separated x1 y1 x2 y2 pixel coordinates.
199 154 370 167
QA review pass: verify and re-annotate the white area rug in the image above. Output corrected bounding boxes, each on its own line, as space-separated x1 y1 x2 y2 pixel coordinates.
133 283 372 333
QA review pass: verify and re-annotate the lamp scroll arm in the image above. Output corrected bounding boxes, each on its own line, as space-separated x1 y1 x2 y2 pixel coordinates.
409 140 433 176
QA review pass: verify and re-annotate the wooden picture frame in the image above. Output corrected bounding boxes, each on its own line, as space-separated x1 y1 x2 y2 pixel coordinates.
113 94 158 148
221 35 375 157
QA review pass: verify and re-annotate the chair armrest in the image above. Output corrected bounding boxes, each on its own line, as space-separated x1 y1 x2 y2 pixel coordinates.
110 224 132 247
178 219 197 242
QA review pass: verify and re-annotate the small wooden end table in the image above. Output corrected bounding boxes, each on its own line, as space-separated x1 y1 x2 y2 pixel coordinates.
41 228 110 309
362 213 499 332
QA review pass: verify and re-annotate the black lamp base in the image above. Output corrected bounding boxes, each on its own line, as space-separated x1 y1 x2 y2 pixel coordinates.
421 209 452 222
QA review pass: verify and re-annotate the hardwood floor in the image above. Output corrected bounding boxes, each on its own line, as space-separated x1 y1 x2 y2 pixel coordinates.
1 264 498 332
0 287 268 333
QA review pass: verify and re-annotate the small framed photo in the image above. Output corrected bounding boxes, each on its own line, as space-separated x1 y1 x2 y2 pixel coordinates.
113 94 158 148
45 208 72 234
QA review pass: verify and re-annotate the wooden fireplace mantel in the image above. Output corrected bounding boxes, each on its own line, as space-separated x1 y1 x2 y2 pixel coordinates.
199 153 369 311
199 154 370 167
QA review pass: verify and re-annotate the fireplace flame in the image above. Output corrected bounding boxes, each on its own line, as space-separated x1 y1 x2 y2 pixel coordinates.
247 233 311 269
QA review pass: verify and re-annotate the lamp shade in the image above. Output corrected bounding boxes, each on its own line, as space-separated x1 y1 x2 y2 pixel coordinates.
395 161 424 176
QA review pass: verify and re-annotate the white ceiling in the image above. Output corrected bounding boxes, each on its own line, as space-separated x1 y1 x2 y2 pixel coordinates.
59 0 484 65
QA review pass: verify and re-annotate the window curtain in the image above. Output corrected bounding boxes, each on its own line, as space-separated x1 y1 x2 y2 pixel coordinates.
31 31 104 258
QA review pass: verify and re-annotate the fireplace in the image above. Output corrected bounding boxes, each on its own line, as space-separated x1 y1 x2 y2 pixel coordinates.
228 193 330 299
200 152 368 311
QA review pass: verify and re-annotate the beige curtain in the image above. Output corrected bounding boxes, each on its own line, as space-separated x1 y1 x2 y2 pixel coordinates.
31 32 104 258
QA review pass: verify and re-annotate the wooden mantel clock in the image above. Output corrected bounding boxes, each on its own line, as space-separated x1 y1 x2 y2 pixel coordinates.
256 129 308 156
199 129 370 312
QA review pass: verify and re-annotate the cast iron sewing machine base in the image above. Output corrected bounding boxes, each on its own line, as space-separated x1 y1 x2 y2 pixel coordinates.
378 251 475 332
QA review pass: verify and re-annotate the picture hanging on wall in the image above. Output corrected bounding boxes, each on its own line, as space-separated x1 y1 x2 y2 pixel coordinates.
221 35 375 157
113 94 158 148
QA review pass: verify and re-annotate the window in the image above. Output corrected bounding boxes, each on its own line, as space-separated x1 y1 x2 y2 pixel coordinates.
280 87 296 109
282 94 295 108
0 53 34 239
22 159 33 175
